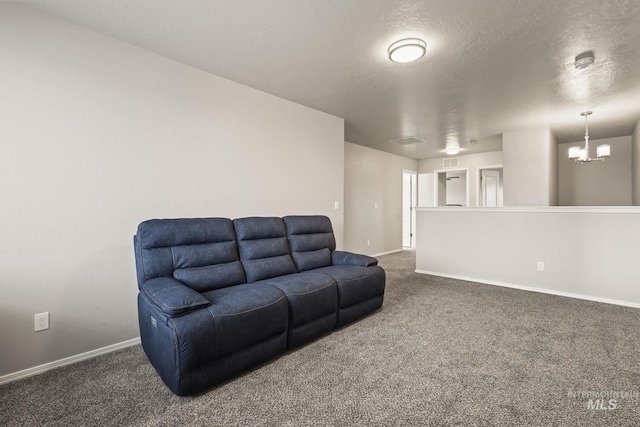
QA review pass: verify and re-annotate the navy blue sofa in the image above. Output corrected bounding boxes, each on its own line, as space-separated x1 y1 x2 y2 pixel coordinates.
133 215 385 395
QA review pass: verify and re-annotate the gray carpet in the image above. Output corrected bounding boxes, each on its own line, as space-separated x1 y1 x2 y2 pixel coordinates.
2 250 639 426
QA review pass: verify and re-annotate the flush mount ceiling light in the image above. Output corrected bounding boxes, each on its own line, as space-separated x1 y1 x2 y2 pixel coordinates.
568 111 610 163
388 38 426 63
574 50 595 69
445 140 461 155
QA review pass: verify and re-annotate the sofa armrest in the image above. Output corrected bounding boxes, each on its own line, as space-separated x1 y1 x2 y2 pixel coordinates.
140 277 210 317
332 250 378 267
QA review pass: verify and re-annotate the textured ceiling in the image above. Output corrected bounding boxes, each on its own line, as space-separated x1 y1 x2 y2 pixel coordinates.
18 0 640 159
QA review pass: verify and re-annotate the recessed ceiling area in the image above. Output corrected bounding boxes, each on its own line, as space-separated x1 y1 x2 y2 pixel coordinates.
18 0 640 160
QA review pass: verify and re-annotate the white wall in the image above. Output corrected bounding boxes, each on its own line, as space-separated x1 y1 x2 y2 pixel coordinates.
418 173 435 207
416 208 640 306
503 128 557 206
344 142 417 255
633 121 640 205
418 151 503 207
0 4 345 378
558 136 632 206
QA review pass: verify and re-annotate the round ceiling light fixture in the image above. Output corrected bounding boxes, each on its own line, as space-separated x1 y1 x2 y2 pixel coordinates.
445 140 461 155
388 38 426 63
574 50 595 69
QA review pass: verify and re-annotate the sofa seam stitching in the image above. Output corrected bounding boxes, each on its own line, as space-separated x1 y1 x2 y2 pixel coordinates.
275 279 337 297
214 295 287 318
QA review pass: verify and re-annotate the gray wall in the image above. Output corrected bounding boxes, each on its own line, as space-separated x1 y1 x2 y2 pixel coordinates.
558 136 632 206
416 208 640 306
503 128 557 206
0 4 345 378
344 142 417 255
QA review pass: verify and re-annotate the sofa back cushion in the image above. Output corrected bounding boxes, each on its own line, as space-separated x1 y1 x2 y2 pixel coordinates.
234 217 297 282
283 215 335 272
134 218 246 292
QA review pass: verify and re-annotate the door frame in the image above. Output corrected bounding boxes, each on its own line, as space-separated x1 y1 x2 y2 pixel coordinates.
402 169 417 248
476 164 503 207
433 167 470 207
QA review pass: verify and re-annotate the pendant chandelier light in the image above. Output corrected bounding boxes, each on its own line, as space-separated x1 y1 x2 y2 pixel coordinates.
568 111 610 163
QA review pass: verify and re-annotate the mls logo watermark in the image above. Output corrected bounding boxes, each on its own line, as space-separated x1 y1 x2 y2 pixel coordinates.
586 398 617 411
567 390 639 411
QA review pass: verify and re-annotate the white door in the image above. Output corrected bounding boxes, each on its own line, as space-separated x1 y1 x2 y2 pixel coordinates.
402 171 417 248
481 170 500 207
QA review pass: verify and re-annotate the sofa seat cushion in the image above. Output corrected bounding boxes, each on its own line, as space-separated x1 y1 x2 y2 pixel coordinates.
201 283 288 358
256 271 338 327
313 265 386 308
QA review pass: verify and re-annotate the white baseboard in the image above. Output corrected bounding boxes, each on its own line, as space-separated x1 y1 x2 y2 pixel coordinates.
415 270 640 310
372 248 404 257
0 337 141 386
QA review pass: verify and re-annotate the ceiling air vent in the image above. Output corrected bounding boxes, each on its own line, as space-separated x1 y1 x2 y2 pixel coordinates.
443 158 459 168
389 136 424 146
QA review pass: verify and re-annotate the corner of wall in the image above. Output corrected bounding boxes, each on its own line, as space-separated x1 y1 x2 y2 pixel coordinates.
503 127 553 206
549 130 559 206
633 120 640 205
344 142 418 255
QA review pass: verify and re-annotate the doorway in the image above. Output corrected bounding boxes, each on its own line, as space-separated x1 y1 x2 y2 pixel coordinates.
402 170 417 248
434 168 470 207
477 166 503 207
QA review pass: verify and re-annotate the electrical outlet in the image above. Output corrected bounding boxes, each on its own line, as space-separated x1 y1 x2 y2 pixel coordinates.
334 201 340 210
537 261 545 271
34 312 49 332
367 239 371 247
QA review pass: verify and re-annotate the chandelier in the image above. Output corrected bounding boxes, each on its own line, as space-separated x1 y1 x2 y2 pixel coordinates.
568 111 610 163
